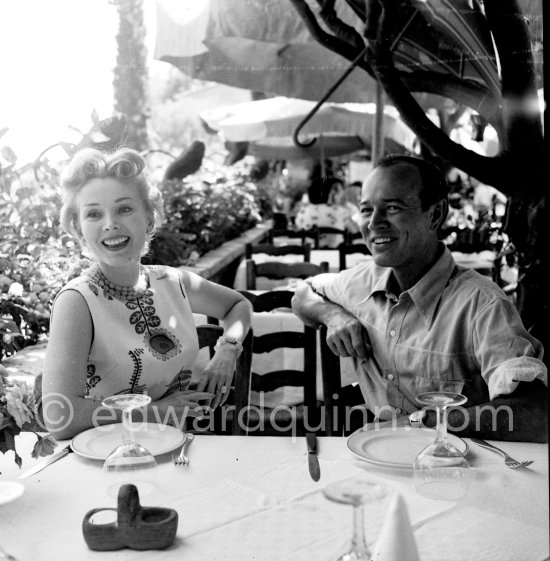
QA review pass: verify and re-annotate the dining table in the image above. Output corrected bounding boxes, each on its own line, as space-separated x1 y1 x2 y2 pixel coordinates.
1 430 548 560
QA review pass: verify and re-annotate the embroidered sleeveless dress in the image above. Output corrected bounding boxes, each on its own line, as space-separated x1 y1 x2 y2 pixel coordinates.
55 264 199 401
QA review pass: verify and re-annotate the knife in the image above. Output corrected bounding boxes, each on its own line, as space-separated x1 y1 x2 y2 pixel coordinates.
306 432 321 482
18 445 73 479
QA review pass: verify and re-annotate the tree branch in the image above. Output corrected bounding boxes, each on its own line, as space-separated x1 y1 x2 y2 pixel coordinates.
363 0 507 187
288 0 370 71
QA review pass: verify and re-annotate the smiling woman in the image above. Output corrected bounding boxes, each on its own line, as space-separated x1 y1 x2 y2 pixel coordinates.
0 0 117 163
41 147 252 440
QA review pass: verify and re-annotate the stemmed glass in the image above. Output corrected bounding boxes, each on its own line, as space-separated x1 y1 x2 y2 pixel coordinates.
102 394 157 495
323 476 387 560
413 391 470 500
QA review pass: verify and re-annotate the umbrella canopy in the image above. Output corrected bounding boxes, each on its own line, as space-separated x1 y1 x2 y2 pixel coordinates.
153 0 517 117
155 0 382 104
200 96 416 147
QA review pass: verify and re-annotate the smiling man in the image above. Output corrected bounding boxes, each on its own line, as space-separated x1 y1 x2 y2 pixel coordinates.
292 155 548 441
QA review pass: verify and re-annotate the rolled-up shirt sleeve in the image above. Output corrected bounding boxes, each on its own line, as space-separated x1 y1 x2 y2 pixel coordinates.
474 296 548 399
308 272 347 307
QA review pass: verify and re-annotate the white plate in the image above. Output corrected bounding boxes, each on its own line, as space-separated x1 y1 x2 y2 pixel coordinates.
347 427 468 469
0 481 25 506
71 423 185 460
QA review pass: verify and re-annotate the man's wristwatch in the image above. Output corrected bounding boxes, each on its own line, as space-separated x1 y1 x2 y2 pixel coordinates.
214 336 243 355
408 409 427 428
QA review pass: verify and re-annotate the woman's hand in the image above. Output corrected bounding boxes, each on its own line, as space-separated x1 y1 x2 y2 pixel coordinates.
152 389 215 426
195 347 238 409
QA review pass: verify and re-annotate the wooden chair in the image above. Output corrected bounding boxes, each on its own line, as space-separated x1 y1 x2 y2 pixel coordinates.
319 325 375 435
245 260 329 290
245 242 311 262
319 324 344 436
267 228 318 247
345 231 364 244
338 242 371 271
315 226 347 249
237 290 319 436
195 324 253 436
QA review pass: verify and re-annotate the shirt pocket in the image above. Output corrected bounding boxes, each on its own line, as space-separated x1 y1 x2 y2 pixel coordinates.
411 351 471 396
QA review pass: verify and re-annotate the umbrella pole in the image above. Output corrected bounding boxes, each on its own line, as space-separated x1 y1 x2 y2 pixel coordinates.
372 81 385 163
293 47 368 148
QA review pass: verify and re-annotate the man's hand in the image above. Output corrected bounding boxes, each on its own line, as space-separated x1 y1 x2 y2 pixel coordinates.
325 308 372 359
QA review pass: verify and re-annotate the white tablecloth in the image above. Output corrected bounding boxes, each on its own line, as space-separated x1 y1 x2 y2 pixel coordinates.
1 433 548 560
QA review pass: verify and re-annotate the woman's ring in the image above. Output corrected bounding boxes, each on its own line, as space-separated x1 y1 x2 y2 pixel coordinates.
219 386 228 394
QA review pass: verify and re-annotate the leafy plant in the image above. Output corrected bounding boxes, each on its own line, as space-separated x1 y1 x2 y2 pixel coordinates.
146 161 264 266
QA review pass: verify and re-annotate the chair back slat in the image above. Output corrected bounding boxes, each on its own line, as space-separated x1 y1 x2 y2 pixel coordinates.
338 242 371 271
251 370 305 391
253 331 307 352
245 242 311 261
245 260 329 290
238 290 293 312
267 228 318 247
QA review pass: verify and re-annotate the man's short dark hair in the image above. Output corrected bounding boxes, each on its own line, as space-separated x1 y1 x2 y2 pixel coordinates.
375 154 449 210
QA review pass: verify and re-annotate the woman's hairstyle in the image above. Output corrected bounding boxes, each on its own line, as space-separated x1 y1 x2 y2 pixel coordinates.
307 176 344 205
59 147 165 253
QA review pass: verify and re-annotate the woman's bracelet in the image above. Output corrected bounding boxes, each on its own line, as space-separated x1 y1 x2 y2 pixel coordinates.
214 336 243 356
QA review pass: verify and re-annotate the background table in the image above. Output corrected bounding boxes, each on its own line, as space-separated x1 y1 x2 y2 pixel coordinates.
1 432 548 560
233 248 496 290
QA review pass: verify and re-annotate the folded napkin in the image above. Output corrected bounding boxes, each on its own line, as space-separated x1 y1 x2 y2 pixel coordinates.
370 492 420 561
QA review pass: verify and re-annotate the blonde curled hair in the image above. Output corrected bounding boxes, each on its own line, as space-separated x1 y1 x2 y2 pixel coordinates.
59 147 165 254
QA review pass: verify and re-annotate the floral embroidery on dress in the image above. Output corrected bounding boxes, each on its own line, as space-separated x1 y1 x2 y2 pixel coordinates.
127 296 160 334
128 348 147 393
145 328 181 361
85 364 101 396
164 368 193 394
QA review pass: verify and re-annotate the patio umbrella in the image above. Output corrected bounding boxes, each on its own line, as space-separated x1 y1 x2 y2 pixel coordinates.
200 96 415 159
247 135 408 160
154 0 380 104
200 96 415 145
153 0 506 117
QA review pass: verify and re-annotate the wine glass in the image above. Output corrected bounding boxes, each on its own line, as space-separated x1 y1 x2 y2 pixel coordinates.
102 394 157 496
323 476 387 560
413 391 470 500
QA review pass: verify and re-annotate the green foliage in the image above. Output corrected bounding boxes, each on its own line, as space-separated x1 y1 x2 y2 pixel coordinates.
0 157 84 360
146 162 264 266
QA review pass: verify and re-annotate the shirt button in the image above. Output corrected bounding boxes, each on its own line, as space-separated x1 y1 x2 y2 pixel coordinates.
395 408 402 414
389 329 396 337
387 374 394 381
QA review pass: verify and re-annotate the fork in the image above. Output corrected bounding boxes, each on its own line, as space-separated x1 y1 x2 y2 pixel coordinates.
471 438 534 469
172 433 195 466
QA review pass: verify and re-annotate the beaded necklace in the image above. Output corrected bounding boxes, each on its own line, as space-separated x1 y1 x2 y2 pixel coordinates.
88 264 149 301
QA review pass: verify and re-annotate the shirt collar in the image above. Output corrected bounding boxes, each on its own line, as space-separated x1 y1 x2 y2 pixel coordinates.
367 243 456 324
407 244 456 325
